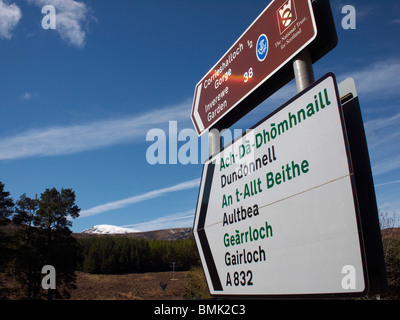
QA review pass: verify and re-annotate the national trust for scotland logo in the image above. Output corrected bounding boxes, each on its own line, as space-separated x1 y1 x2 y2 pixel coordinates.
277 0 297 34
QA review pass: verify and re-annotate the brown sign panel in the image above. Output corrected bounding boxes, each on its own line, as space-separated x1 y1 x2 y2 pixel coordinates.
191 0 317 136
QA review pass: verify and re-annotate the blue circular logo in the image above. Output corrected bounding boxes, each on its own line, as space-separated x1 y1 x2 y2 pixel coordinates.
256 34 268 62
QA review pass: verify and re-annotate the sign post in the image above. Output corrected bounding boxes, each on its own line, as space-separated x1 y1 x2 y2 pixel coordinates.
193 73 369 297
292 48 314 92
191 0 386 299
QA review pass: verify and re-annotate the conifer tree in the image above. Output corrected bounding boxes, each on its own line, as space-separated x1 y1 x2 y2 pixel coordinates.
0 181 14 222
0 182 14 293
34 188 80 299
13 194 42 299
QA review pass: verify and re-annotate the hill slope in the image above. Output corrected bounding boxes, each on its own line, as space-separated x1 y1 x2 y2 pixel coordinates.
74 226 193 240
82 224 140 234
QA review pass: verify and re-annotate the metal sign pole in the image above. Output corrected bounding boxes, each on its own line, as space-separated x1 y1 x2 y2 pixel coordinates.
293 48 315 93
208 128 221 157
208 48 314 157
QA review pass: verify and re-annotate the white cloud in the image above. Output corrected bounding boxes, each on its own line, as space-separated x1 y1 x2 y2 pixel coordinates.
0 0 22 39
375 180 400 188
364 113 400 148
339 59 400 98
364 112 400 176
0 100 190 161
27 0 89 48
372 154 400 177
20 92 39 101
79 178 200 218
20 92 32 101
335 60 400 178
122 209 195 232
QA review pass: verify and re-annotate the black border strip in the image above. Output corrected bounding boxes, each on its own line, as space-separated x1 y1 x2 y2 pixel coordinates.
340 93 387 295
196 162 223 291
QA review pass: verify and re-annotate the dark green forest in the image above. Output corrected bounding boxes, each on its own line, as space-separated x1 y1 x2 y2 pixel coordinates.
77 236 199 274
0 181 200 299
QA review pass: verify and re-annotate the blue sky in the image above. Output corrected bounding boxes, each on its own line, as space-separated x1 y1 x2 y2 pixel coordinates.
0 0 399 232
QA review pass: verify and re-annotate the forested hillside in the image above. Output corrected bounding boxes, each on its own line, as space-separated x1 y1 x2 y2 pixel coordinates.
77 236 200 274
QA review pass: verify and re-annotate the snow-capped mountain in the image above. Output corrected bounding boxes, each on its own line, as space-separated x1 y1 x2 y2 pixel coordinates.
82 224 139 234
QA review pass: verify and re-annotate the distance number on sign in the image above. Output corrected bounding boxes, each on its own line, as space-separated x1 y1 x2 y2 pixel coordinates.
244 68 253 83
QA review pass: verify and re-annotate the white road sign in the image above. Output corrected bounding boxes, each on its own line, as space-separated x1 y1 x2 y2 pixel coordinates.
193 73 366 297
